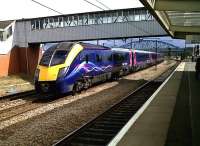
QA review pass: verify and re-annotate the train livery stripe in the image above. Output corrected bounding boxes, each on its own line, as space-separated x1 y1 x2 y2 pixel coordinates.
38 43 83 81
65 43 83 66
38 64 66 81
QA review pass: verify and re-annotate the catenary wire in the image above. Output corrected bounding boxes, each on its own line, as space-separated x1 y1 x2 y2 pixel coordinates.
31 0 64 15
95 0 111 10
82 0 105 10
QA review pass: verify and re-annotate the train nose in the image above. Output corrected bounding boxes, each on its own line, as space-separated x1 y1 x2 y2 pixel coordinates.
35 81 57 93
40 83 50 92
38 67 59 81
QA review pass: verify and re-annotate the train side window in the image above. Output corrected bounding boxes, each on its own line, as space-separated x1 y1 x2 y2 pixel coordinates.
101 54 106 62
121 54 125 61
108 54 112 61
125 53 129 60
96 54 102 62
105 53 111 62
80 53 84 61
115 53 124 62
113 53 118 62
85 55 89 63
80 53 89 63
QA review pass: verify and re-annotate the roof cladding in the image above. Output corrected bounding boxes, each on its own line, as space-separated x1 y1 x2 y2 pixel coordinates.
167 11 200 27
81 42 110 50
0 20 13 29
56 42 74 50
140 0 200 41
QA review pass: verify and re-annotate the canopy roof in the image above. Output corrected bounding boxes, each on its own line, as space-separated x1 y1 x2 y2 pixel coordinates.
0 20 13 29
140 0 200 43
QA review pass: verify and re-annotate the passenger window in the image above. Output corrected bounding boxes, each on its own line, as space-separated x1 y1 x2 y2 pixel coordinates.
113 53 125 62
85 55 89 63
96 54 102 62
108 54 112 61
80 54 84 61
80 53 89 63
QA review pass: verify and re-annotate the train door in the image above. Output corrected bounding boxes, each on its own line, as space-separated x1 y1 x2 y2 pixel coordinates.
129 49 133 68
80 50 95 76
133 50 137 70
95 51 103 75
104 51 112 79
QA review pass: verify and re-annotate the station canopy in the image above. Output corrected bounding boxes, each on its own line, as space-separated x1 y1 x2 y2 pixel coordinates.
139 0 200 43
0 21 13 29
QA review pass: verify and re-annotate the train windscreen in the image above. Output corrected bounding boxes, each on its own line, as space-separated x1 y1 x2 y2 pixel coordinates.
39 44 57 66
50 50 69 66
39 42 73 66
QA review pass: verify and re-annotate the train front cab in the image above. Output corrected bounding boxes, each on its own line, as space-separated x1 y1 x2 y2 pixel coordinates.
35 43 114 94
34 43 84 94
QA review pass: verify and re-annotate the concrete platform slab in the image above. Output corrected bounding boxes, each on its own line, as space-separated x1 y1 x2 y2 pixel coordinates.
108 62 196 146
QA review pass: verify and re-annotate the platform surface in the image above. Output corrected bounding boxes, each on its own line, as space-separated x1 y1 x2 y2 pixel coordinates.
112 62 199 146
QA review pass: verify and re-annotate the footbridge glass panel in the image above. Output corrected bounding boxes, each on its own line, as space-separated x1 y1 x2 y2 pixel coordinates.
31 8 154 30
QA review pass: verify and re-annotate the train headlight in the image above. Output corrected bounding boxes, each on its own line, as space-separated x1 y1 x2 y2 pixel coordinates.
57 67 68 79
34 68 40 81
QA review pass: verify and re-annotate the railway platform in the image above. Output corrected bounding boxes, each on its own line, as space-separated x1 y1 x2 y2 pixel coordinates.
0 76 33 97
109 61 199 146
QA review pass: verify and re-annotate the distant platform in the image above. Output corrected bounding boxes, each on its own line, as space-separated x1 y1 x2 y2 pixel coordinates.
108 62 199 146
0 76 33 97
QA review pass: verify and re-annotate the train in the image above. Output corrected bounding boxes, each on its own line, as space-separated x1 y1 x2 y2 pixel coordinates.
34 42 163 94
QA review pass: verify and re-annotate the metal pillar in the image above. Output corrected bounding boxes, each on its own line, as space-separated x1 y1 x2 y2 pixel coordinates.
155 40 157 70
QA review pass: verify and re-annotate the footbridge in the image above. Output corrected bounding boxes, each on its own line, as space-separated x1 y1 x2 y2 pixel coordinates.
2 7 167 50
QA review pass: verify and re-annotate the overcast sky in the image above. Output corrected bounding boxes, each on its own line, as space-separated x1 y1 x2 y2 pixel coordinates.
0 0 143 21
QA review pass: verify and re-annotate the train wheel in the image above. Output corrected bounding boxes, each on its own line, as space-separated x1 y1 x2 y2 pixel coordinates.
72 82 82 95
72 84 77 96
84 78 92 90
88 78 92 88
112 73 119 81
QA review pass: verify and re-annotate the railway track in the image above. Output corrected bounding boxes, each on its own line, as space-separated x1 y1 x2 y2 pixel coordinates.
0 90 36 101
54 63 179 146
0 90 54 125
0 90 39 114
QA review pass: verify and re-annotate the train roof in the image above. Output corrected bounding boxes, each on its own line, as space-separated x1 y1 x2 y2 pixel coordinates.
134 50 155 54
56 42 74 50
134 49 160 54
112 48 159 54
111 48 130 52
80 42 111 50
44 42 74 53
45 42 111 52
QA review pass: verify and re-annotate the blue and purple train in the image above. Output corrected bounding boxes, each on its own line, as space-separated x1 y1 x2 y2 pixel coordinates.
34 42 163 94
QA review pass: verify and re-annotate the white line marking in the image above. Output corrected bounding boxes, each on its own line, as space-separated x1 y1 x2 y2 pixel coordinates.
176 62 185 71
188 62 194 144
1 83 31 88
107 63 184 146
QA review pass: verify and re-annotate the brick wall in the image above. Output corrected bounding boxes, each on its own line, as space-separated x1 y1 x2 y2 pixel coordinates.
0 54 10 76
0 44 41 77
